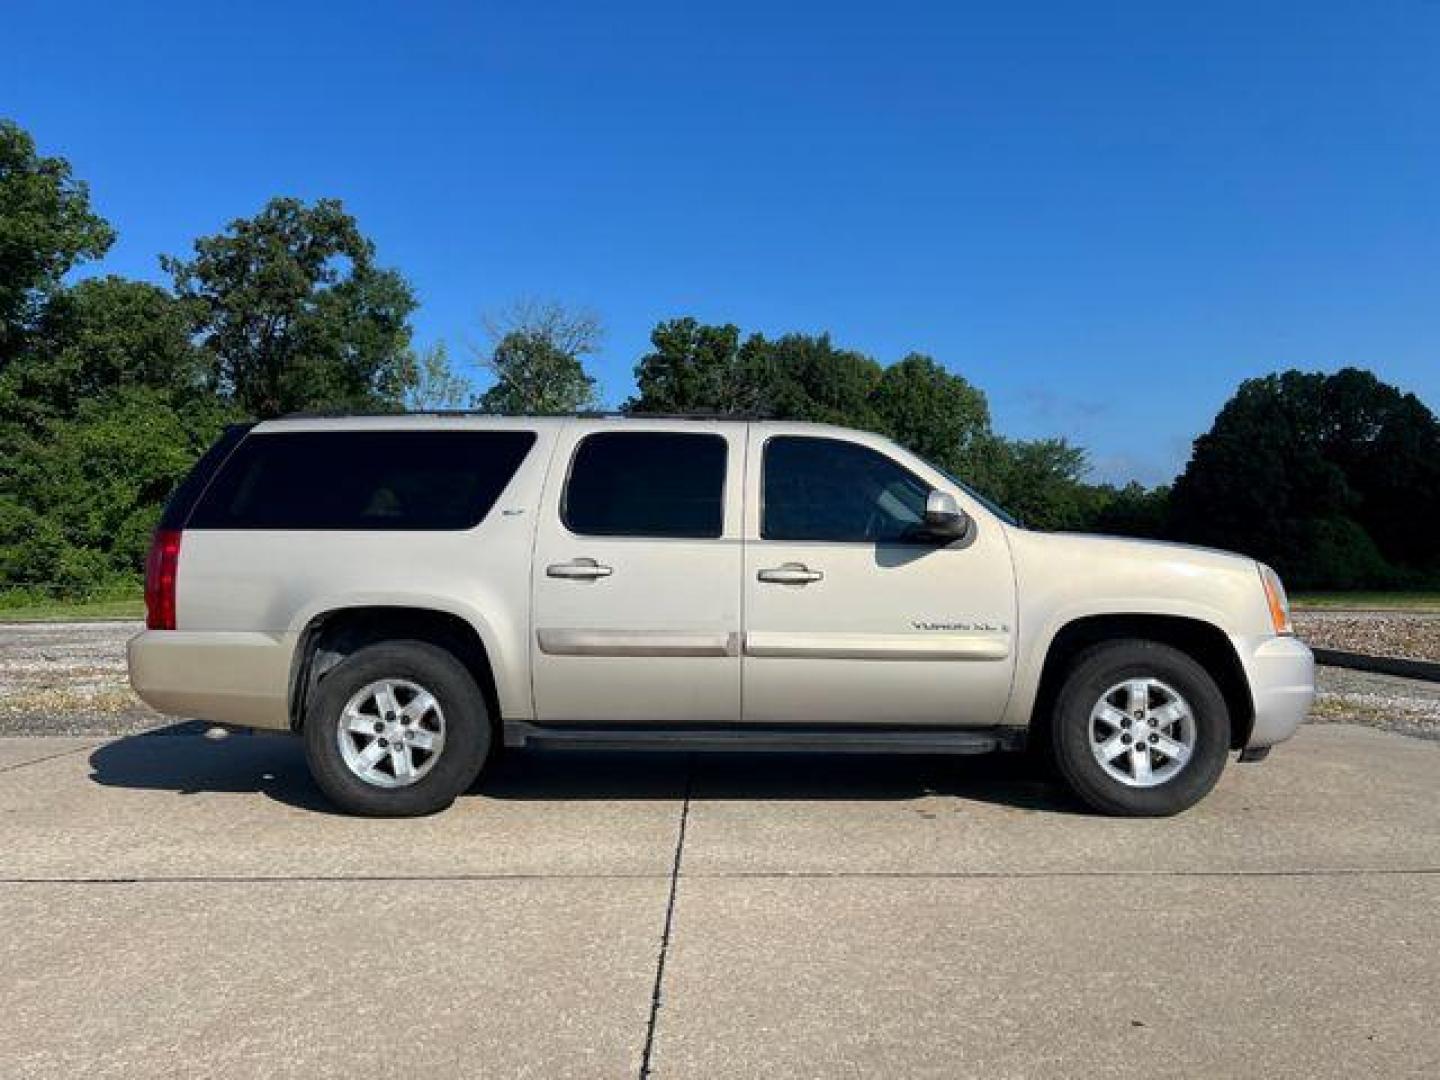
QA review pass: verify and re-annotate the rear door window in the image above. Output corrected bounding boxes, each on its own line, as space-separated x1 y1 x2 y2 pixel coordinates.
563 432 727 538
188 430 536 530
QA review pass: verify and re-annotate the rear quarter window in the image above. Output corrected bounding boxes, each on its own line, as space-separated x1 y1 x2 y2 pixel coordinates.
187 430 536 530
158 422 254 529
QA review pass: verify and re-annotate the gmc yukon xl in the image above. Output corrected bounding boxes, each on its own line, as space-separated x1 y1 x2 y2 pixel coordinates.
128 415 1314 817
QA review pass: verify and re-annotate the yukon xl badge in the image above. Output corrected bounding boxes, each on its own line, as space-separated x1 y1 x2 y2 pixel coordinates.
912 620 1009 633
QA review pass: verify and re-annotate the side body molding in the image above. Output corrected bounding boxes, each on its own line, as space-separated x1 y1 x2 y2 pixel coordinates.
534 629 1010 661
536 629 740 657
743 631 1010 661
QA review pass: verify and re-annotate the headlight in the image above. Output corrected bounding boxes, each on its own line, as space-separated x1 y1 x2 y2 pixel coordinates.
1258 564 1293 635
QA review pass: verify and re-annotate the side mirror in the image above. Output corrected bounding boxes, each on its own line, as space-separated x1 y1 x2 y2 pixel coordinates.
921 490 971 543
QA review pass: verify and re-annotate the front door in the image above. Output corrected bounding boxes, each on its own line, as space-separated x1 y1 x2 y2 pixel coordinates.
741 430 1017 726
531 423 745 725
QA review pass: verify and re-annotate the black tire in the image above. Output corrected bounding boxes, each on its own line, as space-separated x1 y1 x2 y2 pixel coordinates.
1050 639 1230 817
304 640 491 817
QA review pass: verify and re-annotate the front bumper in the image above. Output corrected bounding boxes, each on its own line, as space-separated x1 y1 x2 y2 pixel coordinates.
1231 634 1315 749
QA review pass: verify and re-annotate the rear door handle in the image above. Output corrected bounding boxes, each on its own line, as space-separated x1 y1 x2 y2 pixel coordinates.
547 558 613 580
757 563 823 585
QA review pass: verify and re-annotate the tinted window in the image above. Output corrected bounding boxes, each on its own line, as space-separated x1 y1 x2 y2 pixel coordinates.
159 422 254 529
564 432 726 538
189 430 536 530
763 436 930 543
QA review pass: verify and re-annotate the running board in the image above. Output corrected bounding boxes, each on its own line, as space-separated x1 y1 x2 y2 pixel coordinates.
503 722 1022 755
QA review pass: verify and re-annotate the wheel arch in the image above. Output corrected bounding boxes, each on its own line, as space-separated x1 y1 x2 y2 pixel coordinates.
289 606 502 737
1028 614 1255 751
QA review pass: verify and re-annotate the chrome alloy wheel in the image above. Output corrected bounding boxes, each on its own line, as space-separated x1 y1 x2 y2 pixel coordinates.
337 679 446 789
1088 678 1196 788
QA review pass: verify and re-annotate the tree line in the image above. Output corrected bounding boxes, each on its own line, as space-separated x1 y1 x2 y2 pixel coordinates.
1 118 1436 598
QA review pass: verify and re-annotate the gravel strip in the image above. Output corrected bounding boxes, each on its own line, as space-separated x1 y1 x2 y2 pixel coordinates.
1312 666 1440 742
0 620 163 736
1294 611 1440 663
4 619 1440 742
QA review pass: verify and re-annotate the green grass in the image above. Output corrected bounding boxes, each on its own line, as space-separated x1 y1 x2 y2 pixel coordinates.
0 593 145 623
1291 591 1440 611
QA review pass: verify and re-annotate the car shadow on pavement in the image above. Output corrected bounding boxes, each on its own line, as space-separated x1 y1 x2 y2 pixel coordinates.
486 747 1086 814
87 724 1087 816
87 724 337 812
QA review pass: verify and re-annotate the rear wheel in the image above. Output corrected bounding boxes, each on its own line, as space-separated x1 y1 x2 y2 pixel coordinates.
1051 639 1229 816
304 641 490 817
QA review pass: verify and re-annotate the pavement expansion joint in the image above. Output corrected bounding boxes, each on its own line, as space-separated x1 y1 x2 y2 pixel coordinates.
638 754 694 1080
0 872 672 885
676 866 1440 880
0 742 101 775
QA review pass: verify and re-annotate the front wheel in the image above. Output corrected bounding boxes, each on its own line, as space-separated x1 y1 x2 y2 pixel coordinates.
304 641 491 817
1051 639 1230 816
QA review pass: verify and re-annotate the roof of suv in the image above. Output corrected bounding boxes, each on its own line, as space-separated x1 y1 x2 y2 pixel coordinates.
283 409 768 420
252 412 856 437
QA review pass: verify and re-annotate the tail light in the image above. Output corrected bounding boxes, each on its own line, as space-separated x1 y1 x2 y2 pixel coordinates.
145 529 182 630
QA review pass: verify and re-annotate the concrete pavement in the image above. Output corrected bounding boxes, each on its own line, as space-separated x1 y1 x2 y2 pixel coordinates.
0 723 1436 1077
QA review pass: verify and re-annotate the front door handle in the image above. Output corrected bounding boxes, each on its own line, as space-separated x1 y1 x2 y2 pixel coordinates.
757 563 823 585
547 558 613 580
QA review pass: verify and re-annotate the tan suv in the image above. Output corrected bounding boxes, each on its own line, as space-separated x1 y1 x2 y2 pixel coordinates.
129 415 1314 817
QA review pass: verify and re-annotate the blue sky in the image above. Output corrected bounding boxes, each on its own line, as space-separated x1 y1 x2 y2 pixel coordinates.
5 1 1437 485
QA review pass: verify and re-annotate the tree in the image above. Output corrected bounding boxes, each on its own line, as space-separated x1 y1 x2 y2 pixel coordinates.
870 353 991 476
0 275 228 595
474 300 601 414
970 436 1093 530
1168 368 1440 588
753 332 886 427
402 342 473 411
163 197 417 417
629 322 886 425
630 317 1045 496
629 318 748 414
626 318 1113 525
1170 373 1344 578
1084 482 1171 539
0 388 237 591
1317 367 1440 574
0 125 256 593
0 276 207 426
0 119 115 363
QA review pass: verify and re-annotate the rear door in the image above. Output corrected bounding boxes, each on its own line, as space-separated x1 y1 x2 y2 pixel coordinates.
741 429 1017 726
530 422 745 725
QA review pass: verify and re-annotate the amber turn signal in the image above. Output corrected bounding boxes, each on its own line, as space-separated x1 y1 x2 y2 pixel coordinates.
1259 564 1293 636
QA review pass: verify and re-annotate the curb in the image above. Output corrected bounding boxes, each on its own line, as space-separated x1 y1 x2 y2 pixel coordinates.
1313 648 1440 684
